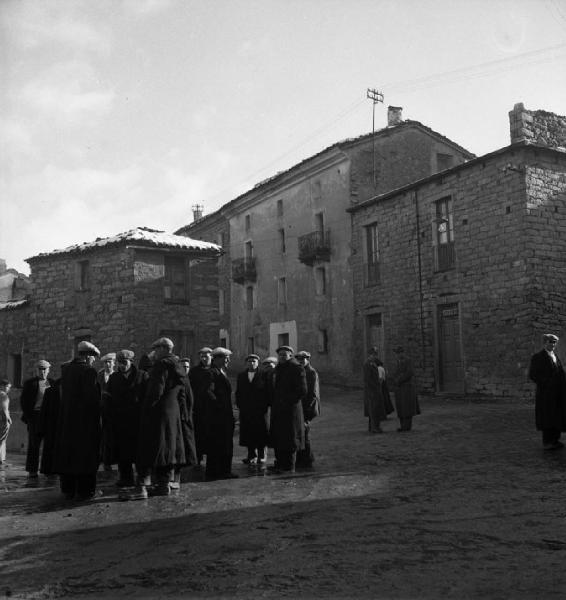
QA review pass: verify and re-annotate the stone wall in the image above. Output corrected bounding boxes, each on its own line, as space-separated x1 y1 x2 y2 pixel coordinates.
351 145 566 399
509 103 566 149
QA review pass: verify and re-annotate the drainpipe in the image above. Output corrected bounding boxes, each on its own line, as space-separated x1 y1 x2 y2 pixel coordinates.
414 190 427 376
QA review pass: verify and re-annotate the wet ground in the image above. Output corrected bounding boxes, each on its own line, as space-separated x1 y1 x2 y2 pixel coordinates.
1 386 566 599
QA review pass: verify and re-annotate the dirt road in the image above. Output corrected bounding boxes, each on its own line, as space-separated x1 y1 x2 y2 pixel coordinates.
1 386 565 599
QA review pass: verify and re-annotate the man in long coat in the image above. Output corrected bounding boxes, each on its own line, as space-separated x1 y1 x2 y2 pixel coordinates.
391 346 420 432
189 347 213 467
528 333 566 450
52 341 101 501
135 337 186 498
106 349 149 493
20 359 55 479
236 353 269 465
175 357 198 489
363 348 387 433
203 347 237 480
97 352 116 472
295 351 320 469
269 345 307 474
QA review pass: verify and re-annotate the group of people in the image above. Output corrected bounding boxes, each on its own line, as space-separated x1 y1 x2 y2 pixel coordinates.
9 339 321 502
362 345 420 434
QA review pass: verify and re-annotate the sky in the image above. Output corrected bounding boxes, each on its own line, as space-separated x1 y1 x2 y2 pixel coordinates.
1 0 565 275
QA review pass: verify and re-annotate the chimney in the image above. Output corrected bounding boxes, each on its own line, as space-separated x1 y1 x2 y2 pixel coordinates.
387 106 403 126
192 204 203 222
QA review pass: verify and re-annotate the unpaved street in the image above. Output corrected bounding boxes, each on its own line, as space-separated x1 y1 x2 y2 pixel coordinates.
1 386 565 599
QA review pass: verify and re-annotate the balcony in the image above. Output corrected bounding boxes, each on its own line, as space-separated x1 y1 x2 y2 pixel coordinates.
298 230 331 266
232 257 257 284
435 241 456 272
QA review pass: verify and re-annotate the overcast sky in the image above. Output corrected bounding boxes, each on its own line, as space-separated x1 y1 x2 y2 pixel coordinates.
1 0 565 274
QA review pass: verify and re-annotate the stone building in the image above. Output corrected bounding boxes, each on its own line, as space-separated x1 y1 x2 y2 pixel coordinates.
349 104 566 399
0 227 221 386
176 108 474 380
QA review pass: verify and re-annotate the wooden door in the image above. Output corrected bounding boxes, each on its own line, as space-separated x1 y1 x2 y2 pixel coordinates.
438 304 464 393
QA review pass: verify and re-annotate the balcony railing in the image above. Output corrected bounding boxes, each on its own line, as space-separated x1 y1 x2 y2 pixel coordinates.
435 241 456 272
232 257 257 284
365 261 381 286
297 229 331 266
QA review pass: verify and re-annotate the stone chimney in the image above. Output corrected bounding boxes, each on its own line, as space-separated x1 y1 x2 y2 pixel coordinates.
192 204 203 222
0 258 6 276
387 106 403 126
509 102 566 149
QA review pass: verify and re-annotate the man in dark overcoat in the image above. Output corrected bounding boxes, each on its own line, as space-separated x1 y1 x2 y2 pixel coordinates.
203 347 237 480
529 333 566 450
295 351 320 469
189 347 213 467
97 352 116 472
236 354 269 465
174 357 198 489
391 346 420 432
134 337 186 499
38 377 60 477
363 348 387 433
52 341 101 501
269 345 307 474
20 359 55 479
106 349 149 493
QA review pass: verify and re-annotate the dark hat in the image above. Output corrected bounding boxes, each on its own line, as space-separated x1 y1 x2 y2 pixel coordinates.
543 333 559 342
179 357 191 363
212 347 232 357
276 345 294 354
116 349 135 361
246 354 260 361
262 356 278 365
198 347 213 354
77 340 100 356
393 345 405 354
295 351 311 359
151 337 174 349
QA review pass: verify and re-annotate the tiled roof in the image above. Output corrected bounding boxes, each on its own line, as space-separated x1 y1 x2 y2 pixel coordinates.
0 299 28 311
27 227 221 262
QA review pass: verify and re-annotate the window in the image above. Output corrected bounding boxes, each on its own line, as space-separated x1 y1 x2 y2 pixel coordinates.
219 289 225 315
317 329 328 354
245 240 253 260
246 285 254 310
313 180 322 201
434 197 455 271
277 199 283 217
315 212 324 233
217 231 226 247
247 337 255 355
278 333 289 348
164 256 190 303
437 153 454 172
7 353 22 388
314 267 326 295
75 260 90 291
279 228 286 253
160 329 194 358
364 223 380 286
278 277 287 306
245 214 251 232
220 337 227 348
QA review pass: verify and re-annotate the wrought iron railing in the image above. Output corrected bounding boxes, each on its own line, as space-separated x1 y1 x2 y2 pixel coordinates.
297 230 331 265
232 257 257 283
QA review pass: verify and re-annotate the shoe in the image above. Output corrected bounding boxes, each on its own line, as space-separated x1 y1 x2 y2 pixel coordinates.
370 428 383 434
27 472 39 479
116 479 135 488
169 481 181 491
127 485 148 500
103 464 114 472
242 458 251 464
150 484 171 496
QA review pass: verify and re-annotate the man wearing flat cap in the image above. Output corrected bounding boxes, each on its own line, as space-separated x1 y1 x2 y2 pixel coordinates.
106 350 149 496
236 354 269 465
529 334 566 450
391 346 420 432
52 340 102 501
189 347 214 467
268 346 307 474
295 351 320 469
97 352 116 472
135 337 187 498
203 347 238 479
20 359 55 479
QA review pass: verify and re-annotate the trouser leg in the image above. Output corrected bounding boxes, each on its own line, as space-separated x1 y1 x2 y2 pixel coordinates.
25 411 43 473
60 474 77 498
76 472 97 499
274 448 296 472
296 424 314 468
118 463 135 485
542 429 560 445
400 417 413 431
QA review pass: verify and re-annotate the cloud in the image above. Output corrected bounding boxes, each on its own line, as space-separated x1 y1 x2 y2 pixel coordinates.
0 118 36 161
19 62 115 120
2 1 111 54
122 0 174 17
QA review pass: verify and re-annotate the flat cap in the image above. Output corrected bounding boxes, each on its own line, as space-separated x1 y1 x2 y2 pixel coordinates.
212 347 232 357
262 356 278 365
543 333 559 342
276 345 294 354
198 347 213 354
116 349 135 361
101 353 116 361
295 351 311 359
151 337 174 349
368 346 379 355
246 354 260 361
36 359 51 368
77 340 100 356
